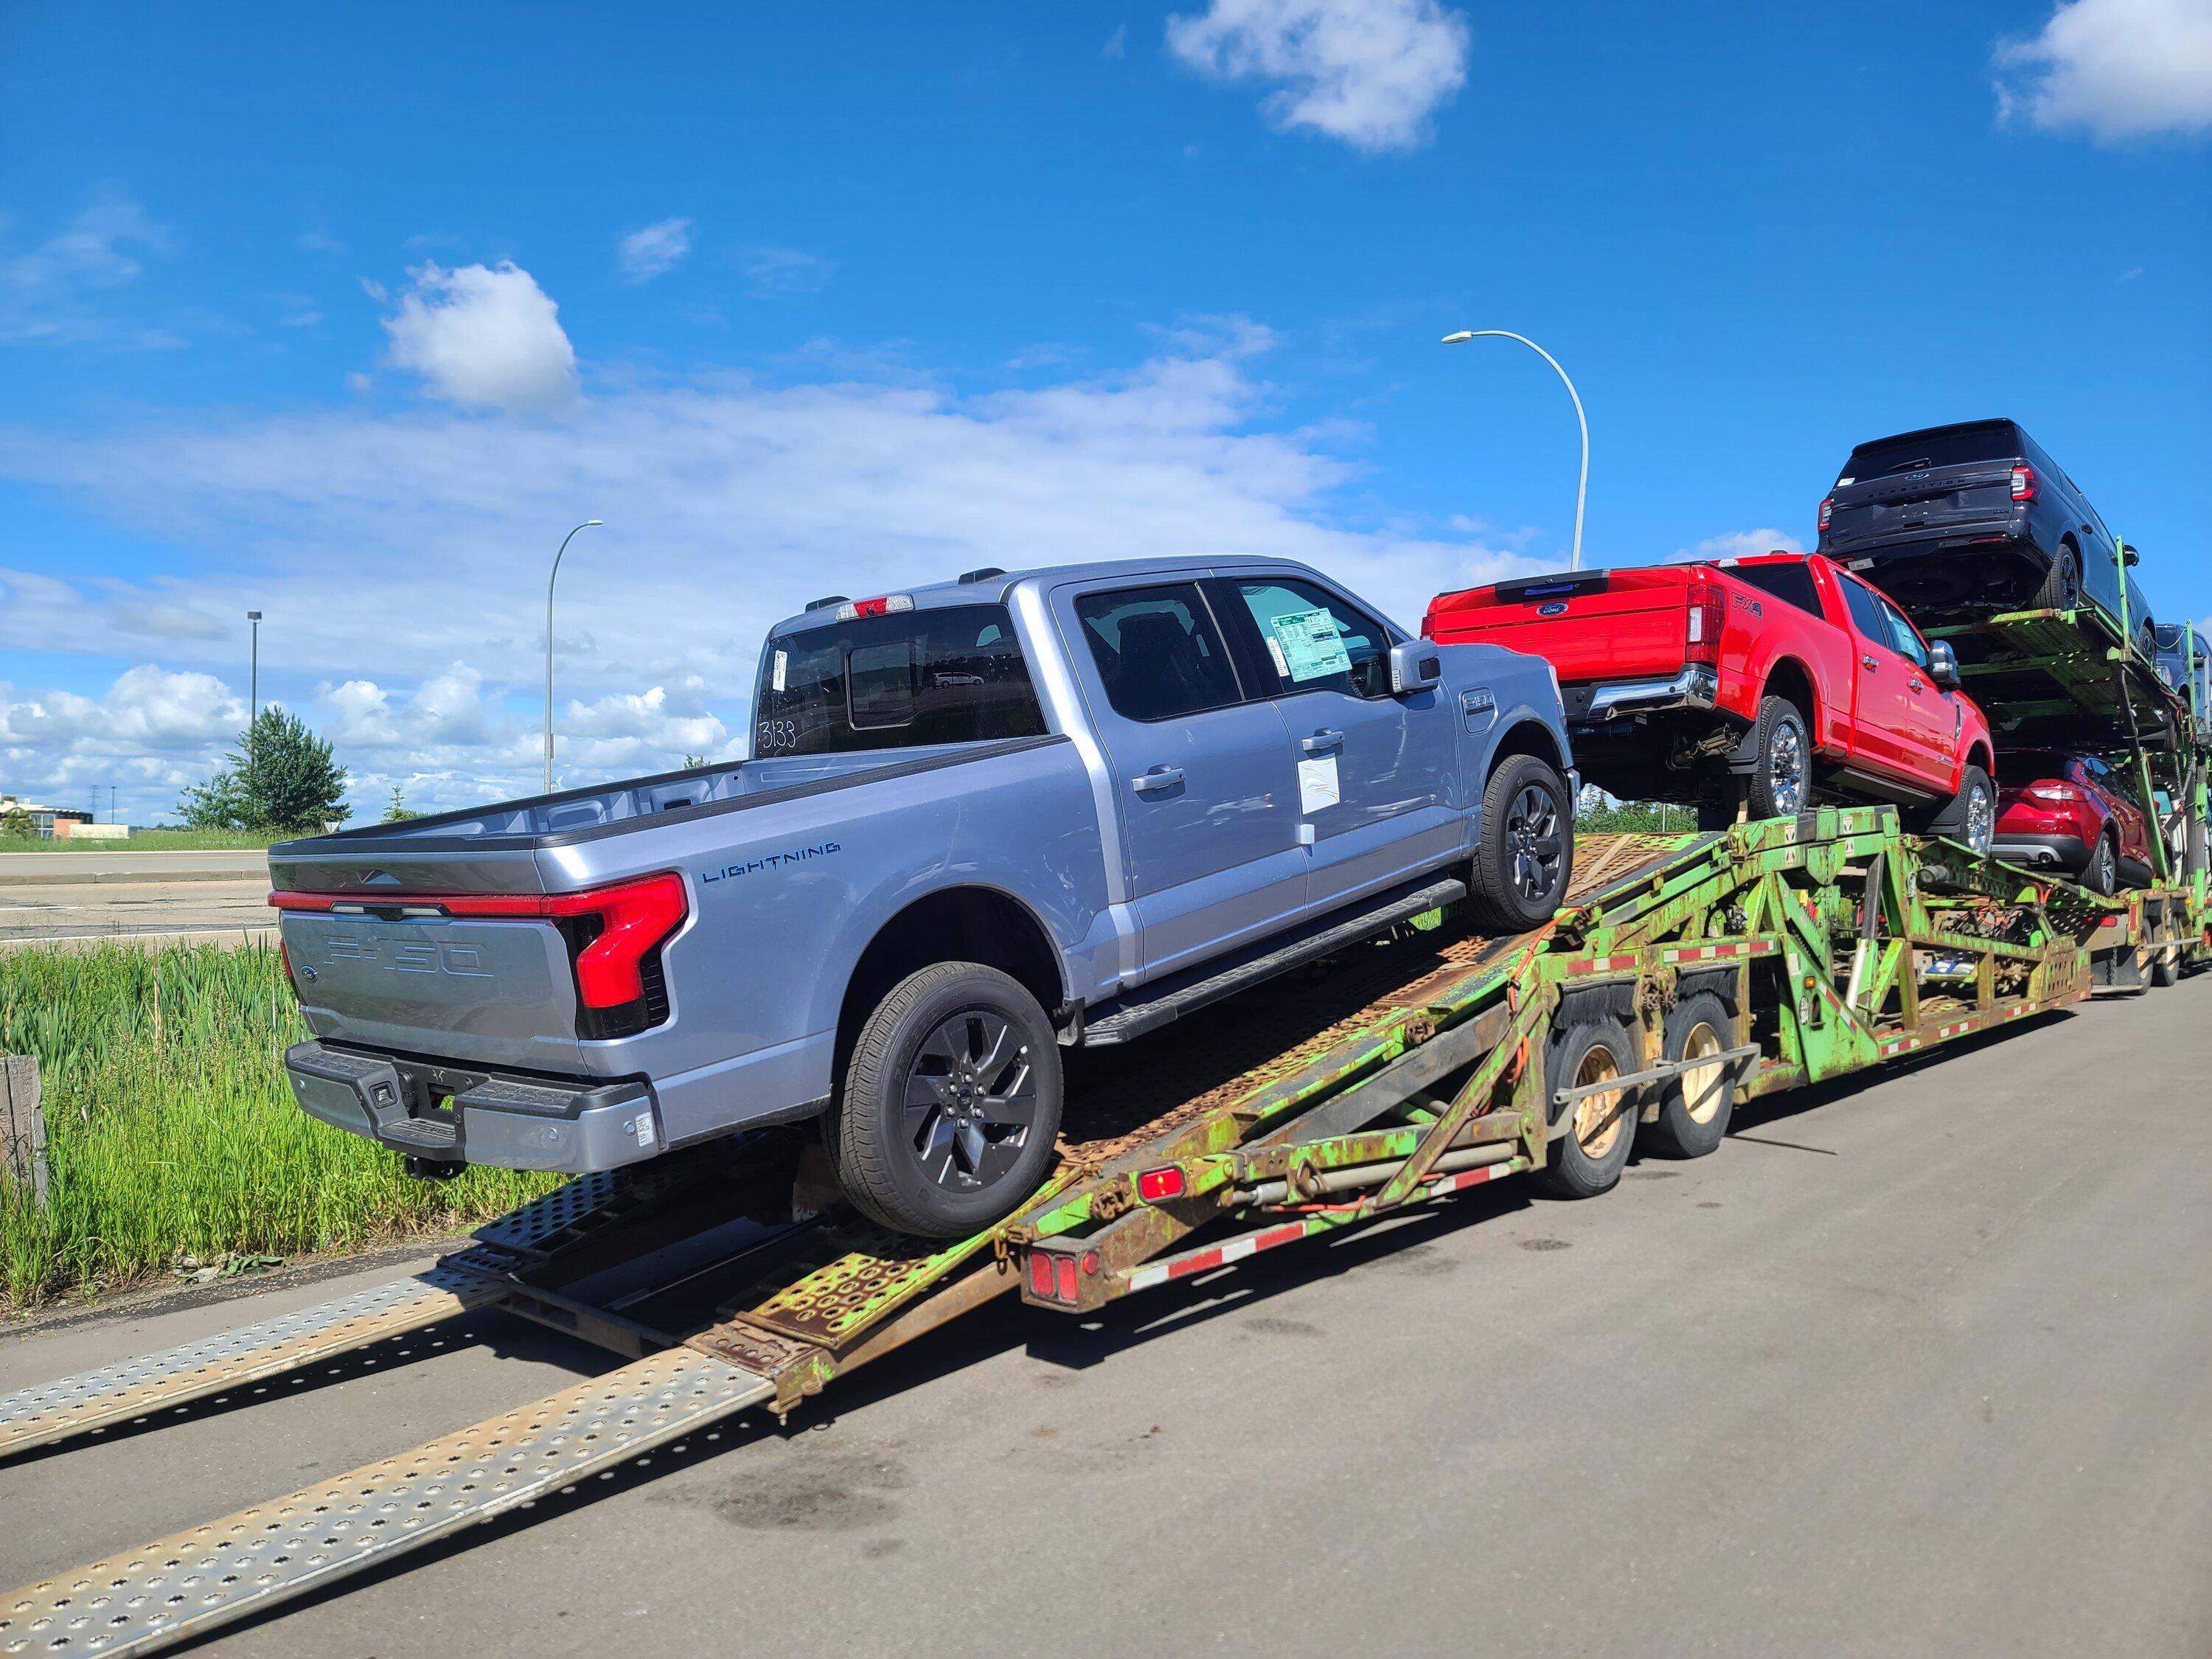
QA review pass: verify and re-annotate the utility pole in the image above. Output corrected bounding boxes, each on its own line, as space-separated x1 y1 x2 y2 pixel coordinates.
246 611 263 723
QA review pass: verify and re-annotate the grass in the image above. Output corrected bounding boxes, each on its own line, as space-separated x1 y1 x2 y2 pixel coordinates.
0 829 274 854
0 941 557 1310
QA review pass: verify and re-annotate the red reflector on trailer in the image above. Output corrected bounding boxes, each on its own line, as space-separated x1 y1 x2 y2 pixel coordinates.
1080 1250 1101 1276
1136 1166 1186 1202
1027 1252 1053 1298
1054 1256 1079 1303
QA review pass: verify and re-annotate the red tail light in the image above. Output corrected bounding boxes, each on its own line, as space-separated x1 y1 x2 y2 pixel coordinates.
1136 1166 1186 1203
1054 1256 1079 1302
2010 465 2037 503
269 872 689 1015
1027 1251 1053 1298
1818 496 1834 534
1685 580 1725 669
2027 782 2084 804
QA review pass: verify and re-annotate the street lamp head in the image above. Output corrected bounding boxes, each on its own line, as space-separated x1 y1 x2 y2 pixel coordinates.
246 610 262 621
584 519 602 527
1440 331 1475 344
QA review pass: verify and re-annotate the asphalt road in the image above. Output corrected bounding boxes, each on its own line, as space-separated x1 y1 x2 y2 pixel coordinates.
0 850 268 877
6 980 2210 1657
0 850 272 947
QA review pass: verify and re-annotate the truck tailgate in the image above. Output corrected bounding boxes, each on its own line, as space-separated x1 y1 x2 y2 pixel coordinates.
279 911 583 1072
1426 571 1688 681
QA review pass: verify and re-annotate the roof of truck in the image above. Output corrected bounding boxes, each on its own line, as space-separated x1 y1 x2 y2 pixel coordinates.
775 554 1315 632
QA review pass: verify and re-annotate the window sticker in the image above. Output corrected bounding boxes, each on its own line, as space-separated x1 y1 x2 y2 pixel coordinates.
771 650 787 692
1266 636 1290 676
1269 607 1352 683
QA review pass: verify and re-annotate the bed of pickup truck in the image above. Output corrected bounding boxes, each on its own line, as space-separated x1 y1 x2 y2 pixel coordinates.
1423 551 1997 846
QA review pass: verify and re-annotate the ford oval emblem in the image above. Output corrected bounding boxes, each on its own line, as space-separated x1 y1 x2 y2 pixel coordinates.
1537 601 1568 616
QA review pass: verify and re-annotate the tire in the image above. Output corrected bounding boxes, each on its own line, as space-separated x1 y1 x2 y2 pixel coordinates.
1745 697 1811 821
1641 992 1737 1159
2083 831 2118 896
1467 753 1575 933
2036 544 2082 612
2150 949 2179 989
1926 765 1995 856
830 961 1063 1237
1531 1011 1638 1198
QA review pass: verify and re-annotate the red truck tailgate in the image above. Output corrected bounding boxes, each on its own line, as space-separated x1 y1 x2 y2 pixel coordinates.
1424 569 1690 681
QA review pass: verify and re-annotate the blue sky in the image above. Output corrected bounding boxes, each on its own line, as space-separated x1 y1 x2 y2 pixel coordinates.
1 0 2207 822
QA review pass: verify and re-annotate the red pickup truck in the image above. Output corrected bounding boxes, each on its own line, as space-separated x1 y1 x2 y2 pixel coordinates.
1423 552 1997 849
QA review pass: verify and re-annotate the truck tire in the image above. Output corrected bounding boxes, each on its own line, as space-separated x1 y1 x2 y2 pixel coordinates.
2035 544 2081 612
1745 697 1810 821
1641 991 1736 1159
831 961 1063 1237
1467 753 1574 933
1925 765 1995 856
2084 831 2118 896
1531 1009 1638 1198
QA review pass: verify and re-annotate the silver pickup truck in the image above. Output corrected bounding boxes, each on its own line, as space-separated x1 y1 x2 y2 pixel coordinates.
272 555 1575 1235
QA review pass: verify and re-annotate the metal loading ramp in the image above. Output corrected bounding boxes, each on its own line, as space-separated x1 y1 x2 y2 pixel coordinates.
0 813 2154 1655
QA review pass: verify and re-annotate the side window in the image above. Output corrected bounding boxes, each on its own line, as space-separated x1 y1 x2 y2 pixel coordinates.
1232 579 1391 700
1879 598 1930 670
1074 584 1242 723
1839 577 1892 648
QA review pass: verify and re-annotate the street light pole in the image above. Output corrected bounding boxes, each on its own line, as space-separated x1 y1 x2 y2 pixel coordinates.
246 611 262 723
1441 330 1590 571
545 521 604 795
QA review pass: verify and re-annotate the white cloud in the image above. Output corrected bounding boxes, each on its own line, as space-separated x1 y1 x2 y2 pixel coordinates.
1103 24 1129 58
0 330 1543 816
619 217 694 284
1676 529 1806 564
0 197 179 347
740 246 835 297
1994 0 2212 142
1166 0 1471 152
380 261 579 410
297 230 347 255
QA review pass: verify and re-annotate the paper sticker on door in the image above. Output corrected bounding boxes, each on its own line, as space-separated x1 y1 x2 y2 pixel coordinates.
1270 608 1352 683
1298 754 1340 815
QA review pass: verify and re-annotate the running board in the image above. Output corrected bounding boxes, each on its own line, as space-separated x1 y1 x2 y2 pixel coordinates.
1082 877 1467 1047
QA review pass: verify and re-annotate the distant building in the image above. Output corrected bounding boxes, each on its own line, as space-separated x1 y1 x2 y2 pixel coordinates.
0 796 107 838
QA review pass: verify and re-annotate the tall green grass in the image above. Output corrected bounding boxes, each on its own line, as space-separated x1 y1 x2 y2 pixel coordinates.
0 829 274 854
0 942 557 1309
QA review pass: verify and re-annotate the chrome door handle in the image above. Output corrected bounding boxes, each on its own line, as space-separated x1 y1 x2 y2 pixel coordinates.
1131 766 1185 793
1301 728 1345 754
1860 655 1879 670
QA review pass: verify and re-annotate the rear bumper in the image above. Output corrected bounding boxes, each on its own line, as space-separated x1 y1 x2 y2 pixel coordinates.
1992 834 2090 874
1565 664 1719 725
284 1040 664 1174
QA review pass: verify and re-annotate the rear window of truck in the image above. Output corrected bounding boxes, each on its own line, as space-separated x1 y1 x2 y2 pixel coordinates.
1839 424 2019 483
754 604 1047 756
1725 561 1821 617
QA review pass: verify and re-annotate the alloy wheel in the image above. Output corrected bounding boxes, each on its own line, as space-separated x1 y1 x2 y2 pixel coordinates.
1505 783 1565 904
902 1009 1038 1192
1768 720 1806 815
1965 779 1995 855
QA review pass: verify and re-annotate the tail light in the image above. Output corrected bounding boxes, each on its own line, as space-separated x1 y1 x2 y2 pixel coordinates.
1136 1165 1187 1202
268 872 689 1037
1818 496 1834 534
835 594 914 621
2010 465 2037 503
1685 580 1725 668
2027 782 2084 804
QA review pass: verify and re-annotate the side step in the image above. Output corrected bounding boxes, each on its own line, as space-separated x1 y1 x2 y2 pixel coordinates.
1082 876 1466 1046
0 1346 778 1659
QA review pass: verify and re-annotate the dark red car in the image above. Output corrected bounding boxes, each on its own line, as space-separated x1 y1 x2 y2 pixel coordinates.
1992 751 2154 894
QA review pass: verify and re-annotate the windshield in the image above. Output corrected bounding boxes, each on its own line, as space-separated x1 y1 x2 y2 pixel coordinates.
1840 424 2019 483
753 603 1047 757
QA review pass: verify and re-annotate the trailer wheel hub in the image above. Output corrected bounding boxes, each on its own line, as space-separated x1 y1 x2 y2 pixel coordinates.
1571 1046 1628 1158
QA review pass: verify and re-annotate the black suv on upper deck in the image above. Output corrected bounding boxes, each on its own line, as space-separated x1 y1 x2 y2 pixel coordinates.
1815 418 2154 658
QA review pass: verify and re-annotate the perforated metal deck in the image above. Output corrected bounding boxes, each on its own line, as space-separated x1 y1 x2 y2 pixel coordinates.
0 1346 773 1658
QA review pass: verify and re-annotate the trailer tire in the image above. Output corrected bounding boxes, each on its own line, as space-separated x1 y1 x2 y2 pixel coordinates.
831 961 1063 1238
2149 947 2179 989
1745 697 1810 821
1532 1011 1638 1198
1641 992 1736 1159
1924 765 1995 856
1467 753 1575 933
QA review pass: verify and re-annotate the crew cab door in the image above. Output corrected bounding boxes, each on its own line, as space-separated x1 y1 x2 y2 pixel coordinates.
1211 573 1460 916
1057 580 1305 982
1833 572 1921 783
1874 592 1961 787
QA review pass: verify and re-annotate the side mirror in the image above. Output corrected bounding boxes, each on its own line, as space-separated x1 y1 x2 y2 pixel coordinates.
1388 640 1443 696
2122 543 2141 566
1928 639 1961 690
